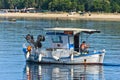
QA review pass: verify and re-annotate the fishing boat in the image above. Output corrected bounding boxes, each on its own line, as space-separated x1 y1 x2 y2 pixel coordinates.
23 28 105 65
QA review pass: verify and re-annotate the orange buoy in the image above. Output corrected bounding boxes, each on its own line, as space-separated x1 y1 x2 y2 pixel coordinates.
27 46 32 52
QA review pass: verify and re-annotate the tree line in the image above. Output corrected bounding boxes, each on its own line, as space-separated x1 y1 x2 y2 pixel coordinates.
0 0 120 13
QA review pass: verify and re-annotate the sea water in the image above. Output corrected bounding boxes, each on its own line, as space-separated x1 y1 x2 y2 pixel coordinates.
0 18 120 80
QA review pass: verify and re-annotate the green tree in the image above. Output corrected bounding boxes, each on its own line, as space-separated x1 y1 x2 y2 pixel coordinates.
102 0 111 12
110 2 120 12
0 0 3 8
49 0 71 11
84 0 93 11
77 5 85 11
0 0 120 13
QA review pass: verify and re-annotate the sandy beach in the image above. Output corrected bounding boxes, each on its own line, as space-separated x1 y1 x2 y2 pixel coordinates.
0 12 120 21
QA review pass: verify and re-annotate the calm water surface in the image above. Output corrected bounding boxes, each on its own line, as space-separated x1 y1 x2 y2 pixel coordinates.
0 18 120 80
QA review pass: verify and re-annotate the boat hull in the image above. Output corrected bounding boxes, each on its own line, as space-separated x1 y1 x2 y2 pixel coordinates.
25 50 105 65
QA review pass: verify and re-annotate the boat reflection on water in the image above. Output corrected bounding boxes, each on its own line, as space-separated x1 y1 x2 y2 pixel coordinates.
24 63 104 80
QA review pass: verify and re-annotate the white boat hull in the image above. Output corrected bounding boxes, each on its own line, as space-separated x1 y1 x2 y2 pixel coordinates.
24 49 105 65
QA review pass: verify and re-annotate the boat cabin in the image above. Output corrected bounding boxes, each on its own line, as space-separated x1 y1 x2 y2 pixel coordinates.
44 28 100 52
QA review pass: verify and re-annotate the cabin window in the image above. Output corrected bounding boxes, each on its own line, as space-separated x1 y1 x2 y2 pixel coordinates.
52 36 63 43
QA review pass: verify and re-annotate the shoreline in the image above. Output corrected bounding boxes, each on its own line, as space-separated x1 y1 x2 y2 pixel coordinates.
0 12 120 21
